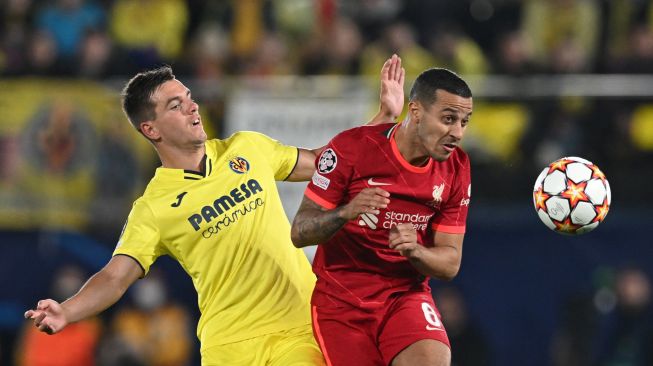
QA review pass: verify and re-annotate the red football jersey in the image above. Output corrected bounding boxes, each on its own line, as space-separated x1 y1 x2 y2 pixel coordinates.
305 123 471 309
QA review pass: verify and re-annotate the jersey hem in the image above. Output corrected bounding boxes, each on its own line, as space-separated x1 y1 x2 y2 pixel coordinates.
112 253 147 278
200 321 312 350
283 147 300 181
304 188 338 209
431 224 466 234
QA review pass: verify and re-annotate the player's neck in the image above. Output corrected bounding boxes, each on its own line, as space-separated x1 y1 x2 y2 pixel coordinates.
393 122 430 167
156 143 206 171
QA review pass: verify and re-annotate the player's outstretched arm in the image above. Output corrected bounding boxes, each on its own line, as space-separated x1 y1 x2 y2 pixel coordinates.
291 188 390 247
24 255 142 334
389 224 464 281
285 146 325 182
285 55 405 182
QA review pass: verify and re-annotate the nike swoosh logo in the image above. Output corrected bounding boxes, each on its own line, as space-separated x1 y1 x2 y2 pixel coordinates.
171 192 188 207
367 178 391 186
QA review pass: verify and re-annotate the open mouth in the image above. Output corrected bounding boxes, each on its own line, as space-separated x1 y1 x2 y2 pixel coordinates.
192 118 200 126
442 143 456 152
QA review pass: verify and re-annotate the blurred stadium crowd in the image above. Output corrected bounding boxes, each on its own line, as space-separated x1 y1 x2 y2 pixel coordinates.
3 1 653 366
3 0 653 203
3 0 653 78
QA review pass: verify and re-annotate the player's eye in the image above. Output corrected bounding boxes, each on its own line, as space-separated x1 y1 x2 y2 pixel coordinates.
443 115 454 124
170 104 181 110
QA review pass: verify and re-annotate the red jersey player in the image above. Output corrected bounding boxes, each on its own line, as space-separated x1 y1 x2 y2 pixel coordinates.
291 68 473 366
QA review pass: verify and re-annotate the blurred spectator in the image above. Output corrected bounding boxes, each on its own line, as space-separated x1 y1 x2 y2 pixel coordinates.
96 335 146 366
98 271 193 366
77 30 111 78
229 0 275 60
299 16 362 75
75 29 135 79
324 16 363 74
35 0 106 59
492 29 539 76
15 265 102 366
242 32 292 76
435 286 492 366
599 0 652 72
340 0 403 41
110 0 188 68
0 0 36 75
273 0 317 38
182 23 229 80
521 0 600 72
360 22 433 79
427 24 490 76
463 0 524 57
184 1 277 75
610 25 653 74
550 294 598 366
594 267 653 365
25 31 62 75
549 37 589 74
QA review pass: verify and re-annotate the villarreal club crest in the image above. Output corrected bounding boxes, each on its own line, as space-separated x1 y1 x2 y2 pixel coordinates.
229 156 250 174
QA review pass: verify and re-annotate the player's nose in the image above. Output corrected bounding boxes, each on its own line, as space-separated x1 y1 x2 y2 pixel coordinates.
449 122 464 140
189 101 199 114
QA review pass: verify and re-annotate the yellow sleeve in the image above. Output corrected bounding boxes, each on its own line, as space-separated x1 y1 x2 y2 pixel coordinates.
113 199 165 276
240 131 299 181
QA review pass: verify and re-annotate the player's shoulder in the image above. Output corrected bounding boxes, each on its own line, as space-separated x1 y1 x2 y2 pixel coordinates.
139 182 164 206
330 123 395 150
212 131 281 154
126 194 156 219
219 131 271 145
132 195 151 209
335 123 395 140
140 172 179 206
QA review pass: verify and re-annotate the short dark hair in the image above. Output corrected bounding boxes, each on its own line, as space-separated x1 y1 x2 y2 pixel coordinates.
121 66 175 131
409 68 472 106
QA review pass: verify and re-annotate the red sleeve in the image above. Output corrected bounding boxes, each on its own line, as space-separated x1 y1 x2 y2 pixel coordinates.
431 152 471 234
304 133 355 209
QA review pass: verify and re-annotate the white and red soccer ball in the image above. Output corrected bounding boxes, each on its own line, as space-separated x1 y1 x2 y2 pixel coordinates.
533 156 611 235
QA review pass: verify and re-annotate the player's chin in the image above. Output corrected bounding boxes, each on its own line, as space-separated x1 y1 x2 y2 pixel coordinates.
193 132 208 144
429 150 450 162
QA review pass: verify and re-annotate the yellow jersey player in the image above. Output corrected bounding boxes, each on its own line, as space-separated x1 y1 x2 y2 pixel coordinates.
24 55 405 365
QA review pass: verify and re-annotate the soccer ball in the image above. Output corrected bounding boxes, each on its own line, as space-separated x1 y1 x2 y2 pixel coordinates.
533 156 611 235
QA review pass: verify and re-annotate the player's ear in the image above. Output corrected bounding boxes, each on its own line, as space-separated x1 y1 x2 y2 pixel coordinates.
408 101 421 122
139 121 160 140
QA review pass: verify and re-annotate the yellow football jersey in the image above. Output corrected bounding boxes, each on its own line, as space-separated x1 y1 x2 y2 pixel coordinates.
114 131 316 351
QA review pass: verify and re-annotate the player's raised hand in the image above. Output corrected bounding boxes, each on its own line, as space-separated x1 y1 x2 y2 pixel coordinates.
379 54 405 120
338 188 390 220
389 223 421 258
24 299 68 335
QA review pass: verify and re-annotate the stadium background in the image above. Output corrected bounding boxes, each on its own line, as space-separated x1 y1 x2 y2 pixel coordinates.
2 0 653 365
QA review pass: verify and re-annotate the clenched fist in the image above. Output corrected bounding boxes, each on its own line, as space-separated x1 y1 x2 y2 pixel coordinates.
388 223 422 259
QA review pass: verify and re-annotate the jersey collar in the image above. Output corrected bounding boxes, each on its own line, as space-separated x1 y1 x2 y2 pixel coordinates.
387 123 433 174
155 144 215 181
